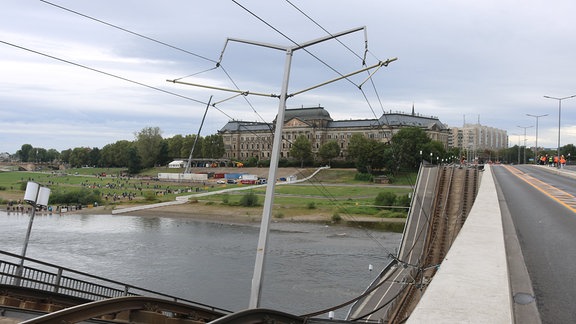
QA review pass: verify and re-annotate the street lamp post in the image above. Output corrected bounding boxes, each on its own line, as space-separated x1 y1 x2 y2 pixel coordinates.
419 150 423 166
517 125 533 164
526 113 548 164
544 94 576 168
15 181 50 286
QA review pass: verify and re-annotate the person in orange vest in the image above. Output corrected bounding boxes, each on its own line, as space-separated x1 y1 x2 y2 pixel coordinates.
554 155 559 167
540 155 547 165
560 155 566 168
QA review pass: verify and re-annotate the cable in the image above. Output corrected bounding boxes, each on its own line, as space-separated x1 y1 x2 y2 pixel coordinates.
231 0 359 89
37 0 421 294
284 0 391 120
219 66 274 133
229 0 408 257
39 0 265 128
39 0 217 64
173 67 219 82
0 40 206 105
292 169 394 253
284 0 365 62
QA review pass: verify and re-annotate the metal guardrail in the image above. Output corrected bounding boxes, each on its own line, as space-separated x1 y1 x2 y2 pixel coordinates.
0 249 231 314
19 296 227 324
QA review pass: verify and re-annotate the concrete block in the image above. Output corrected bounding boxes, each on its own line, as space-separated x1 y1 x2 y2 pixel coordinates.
114 310 131 322
20 300 40 310
130 310 166 324
40 303 64 312
0 296 21 307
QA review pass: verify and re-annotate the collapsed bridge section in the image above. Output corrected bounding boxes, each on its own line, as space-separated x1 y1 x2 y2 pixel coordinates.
348 164 481 323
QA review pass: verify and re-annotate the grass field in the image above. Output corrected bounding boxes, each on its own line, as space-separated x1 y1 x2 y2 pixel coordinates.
0 167 415 222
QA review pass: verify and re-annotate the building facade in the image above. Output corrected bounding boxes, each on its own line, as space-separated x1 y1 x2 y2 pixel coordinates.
449 124 508 152
218 107 450 161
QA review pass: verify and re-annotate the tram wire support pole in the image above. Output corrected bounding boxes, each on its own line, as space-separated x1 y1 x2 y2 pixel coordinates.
166 26 397 309
526 113 548 164
517 125 533 164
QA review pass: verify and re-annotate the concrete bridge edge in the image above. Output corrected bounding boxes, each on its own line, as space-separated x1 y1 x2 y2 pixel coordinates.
406 165 537 323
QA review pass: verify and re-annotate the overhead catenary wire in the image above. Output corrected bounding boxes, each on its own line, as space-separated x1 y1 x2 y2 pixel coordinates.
227 0 409 267
284 0 367 63
21 1 427 318
42 0 390 150
38 0 414 281
286 0 438 320
282 0 398 165
230 0 361 89
0 40 200 105
39 0 272 133
35 0 411 258
40 0 218 64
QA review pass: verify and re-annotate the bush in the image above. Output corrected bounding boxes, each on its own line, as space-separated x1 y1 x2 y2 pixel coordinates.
332 212 342 222
307 202 316 209
239 191 259 207
375 191 396 209
0 186 6 191
143 191 157 202
378 210 407 218
395 194 412 207
221 193 230 205
354 173 373 182
50 188 103 205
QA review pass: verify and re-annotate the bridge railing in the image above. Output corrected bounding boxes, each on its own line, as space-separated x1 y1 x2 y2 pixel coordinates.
0 249 231 314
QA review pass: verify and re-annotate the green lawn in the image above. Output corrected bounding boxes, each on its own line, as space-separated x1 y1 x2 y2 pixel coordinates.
0 167 415 222
0 168 210 204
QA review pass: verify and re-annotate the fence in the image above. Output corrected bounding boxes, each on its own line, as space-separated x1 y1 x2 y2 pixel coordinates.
0 249 230 314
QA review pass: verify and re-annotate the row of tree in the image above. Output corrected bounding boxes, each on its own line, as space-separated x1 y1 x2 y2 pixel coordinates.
14 126 576 175
15 127 225 173
289 127 447 174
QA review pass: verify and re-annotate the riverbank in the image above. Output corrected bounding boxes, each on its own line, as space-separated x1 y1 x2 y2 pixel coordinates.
81 201 406 232
3 200 405 230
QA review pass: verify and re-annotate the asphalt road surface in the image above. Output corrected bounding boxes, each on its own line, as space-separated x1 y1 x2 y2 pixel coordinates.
492 165 576 324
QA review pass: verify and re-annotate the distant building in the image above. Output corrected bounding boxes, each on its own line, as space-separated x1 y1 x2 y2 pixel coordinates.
218 106 450 161
168 160 185 168
449 124 508 155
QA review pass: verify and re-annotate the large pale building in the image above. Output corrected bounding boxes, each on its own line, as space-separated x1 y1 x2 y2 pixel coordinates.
218 106 450 161
449 123 508 154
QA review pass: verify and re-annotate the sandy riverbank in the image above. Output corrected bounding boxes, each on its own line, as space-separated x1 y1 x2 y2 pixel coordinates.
3 199 406 229
97 202 336 224
68 201 406 230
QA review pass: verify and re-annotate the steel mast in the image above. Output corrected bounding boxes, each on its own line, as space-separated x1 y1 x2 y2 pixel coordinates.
167 27 396 308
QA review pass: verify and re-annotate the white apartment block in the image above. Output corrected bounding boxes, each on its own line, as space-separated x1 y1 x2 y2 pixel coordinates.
449 124 508 152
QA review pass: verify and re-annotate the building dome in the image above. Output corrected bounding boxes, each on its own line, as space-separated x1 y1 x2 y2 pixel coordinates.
275 107 333 123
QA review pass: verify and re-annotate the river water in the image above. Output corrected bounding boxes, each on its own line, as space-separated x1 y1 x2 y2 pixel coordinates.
0 210 401 318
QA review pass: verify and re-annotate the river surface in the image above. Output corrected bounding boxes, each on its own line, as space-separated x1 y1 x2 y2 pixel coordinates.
0 210 401 318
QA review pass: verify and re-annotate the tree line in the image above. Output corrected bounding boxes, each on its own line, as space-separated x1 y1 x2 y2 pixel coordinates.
15 126 446 175
14 126 224 174
291 127 447 174
13 125 576 176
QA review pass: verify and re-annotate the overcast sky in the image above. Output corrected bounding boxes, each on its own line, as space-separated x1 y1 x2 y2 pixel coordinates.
2 0 576 154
